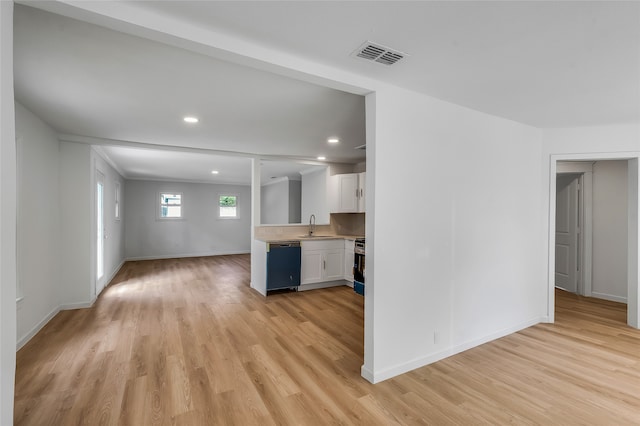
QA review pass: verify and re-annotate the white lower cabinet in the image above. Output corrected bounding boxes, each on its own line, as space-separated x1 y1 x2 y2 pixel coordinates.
324 249 345 281
301 250 323 283
301 239 345 285
344 239 355 283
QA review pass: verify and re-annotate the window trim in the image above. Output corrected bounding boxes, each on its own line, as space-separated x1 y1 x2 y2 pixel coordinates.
218 193 239 220
158 191 184 220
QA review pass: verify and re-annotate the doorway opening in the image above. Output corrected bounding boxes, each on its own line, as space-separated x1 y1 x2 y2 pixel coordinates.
549 155 638 329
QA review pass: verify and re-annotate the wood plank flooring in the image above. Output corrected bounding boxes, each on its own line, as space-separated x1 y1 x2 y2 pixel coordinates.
14 255 640 425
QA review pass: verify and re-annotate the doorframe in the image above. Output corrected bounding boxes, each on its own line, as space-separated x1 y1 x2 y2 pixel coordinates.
548 153 639 329
94 167 106 297
556 162 593 297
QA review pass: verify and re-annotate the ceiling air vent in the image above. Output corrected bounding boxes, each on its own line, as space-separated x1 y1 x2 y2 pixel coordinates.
351 41 407 66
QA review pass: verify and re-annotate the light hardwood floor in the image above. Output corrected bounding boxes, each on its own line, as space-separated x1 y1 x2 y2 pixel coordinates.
14 255 640 425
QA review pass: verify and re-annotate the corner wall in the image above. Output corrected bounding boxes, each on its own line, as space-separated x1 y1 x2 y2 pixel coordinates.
58 142 92 306
15 103 61 346
365 87 545 382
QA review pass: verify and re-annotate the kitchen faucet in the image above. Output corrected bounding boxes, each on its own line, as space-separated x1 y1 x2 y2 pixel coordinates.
308 214 316 236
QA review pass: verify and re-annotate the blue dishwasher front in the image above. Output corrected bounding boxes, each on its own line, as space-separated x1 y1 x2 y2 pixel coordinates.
266 242 301 291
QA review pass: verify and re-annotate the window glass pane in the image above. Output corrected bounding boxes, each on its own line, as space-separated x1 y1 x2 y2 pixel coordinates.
164 206 181 218
219 195 237 218
219 195 236 207
115 183 120 219
160 192 182 218
161 193 181 205
220 206 237 217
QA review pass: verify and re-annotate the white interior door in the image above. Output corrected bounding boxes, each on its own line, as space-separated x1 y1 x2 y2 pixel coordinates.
96 170 105 294
555 174 580 293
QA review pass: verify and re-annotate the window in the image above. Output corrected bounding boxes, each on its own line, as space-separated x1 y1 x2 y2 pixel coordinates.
115 182 121 219
219 194 238 219
160 192 182 218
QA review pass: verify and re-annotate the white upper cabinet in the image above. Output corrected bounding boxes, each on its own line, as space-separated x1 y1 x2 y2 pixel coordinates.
357 172 366 212
329 172 366 213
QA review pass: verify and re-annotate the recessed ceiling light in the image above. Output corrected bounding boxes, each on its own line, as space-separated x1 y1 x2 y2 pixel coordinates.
317 156 326 161
327 137 340 144
211 170 219 174
184 116 199 123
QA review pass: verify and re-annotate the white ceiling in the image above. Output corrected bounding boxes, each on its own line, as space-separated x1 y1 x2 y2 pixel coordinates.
98 145 325 185
13 5 366 182
130 0 640 128
13 2 640 183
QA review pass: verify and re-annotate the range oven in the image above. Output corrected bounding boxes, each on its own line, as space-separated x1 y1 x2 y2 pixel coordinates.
353 238 365 295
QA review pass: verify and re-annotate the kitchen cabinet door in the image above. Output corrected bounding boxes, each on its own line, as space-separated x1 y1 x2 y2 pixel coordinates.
324 249 345 281
357 172 366 212
329 173 358 213
301 250 323 284
344 239 355 281
329 173 365 213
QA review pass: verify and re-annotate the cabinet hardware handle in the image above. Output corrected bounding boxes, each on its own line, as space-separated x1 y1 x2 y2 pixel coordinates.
323 260 326 270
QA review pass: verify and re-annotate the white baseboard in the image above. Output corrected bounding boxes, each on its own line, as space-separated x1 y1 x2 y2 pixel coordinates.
125 250 250 261
591 292 627 304
366 316 544 384
17 306 60 350
59 300 95 310
250 282 267 297
361 365 375 383
297 280 350 291
104 259 125 287
450 317 544 355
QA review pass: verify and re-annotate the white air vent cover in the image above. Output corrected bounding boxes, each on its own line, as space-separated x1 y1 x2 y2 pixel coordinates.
351 41 407 66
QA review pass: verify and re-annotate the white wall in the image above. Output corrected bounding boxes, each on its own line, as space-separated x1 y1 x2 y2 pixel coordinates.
0 2 17 422
15 103 61 345
58 142 92 306
591 161 628 302
124 180 251 259
261 178 289 224
261 178 302 224
301 167 329 225
288 180 301 223
365 87 545 382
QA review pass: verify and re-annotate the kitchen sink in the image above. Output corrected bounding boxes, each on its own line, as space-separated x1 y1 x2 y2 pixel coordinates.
298 235 334 238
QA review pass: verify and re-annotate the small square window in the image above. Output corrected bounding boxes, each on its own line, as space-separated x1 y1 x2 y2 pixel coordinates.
219 195 238 219
160 193 182 218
